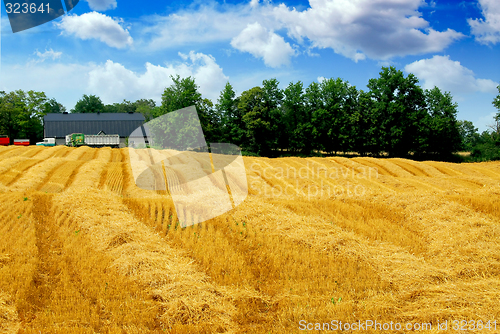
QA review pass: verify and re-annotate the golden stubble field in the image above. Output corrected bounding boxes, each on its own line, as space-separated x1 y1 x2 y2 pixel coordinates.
0 145 499 333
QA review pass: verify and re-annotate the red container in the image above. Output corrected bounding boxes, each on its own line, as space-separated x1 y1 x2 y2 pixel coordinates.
14 139 30 146
0 136 9 146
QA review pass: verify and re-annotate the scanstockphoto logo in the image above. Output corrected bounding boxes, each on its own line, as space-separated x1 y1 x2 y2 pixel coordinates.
3 0 79 33
128 106 248 228
249 162 378 200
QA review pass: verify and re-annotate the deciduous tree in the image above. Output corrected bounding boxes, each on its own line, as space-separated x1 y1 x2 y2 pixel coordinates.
0 90 48 143
44 98 66 113
72 94 105 113
367 66 428 156
134 99 157 122
457 120 480 151
283 81 309 154
425 87 462 155
216 82 241 144
238 86 276 155
160 75 202 115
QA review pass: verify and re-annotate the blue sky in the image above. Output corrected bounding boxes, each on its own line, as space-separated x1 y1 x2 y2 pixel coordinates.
1 0 499 132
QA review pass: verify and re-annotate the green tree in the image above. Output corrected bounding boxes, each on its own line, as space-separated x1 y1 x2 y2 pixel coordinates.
319 78 353 154
350 90 380 156
103 104 119 113
309 78 357 155
159 75 202 115
471 130 500 161
457 120 480 151
154 75 222 150
147 105 205 150
0 90 47 143
261 79 284 155
311 108 331 154
216 82 242 144
22 90 48 142
238 86 277 155
104 99 136 113
44 98 66 113
0 91 23 143
102 98 157 122
425 87 462 155
343 84 360 152
134 99 157 122
307 81 326 153
283 81 309 154
72 94 105 113
197 98 220 145
367 67 428 157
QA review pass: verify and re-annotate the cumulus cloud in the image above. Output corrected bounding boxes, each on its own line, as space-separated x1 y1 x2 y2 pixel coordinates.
85 0 117 11
231 22 295 67
139 3 275 51
404 55 498 94
273 0 463 61
34 48 62 62
468 0 500 44
249 0 259 8
87 51 228 103
0 51 227 113
140 0 463 62
56 12 133 49
0 62 93 109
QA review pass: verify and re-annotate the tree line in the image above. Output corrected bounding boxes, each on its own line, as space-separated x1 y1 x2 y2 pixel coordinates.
1 66 499 161
157 67 499 161
0 90 64 145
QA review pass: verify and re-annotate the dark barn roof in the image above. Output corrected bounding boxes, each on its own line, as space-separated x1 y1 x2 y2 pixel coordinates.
44 113 145 138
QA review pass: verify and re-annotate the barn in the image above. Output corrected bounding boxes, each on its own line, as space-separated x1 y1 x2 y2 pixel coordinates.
43 112 146 147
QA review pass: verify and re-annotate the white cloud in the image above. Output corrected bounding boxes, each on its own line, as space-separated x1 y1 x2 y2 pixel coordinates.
85 0 117 11
404 55 498 95
56 12 133 49
138 3 278 51
0 62 94 109
249 0 259 8
87 51 228 103
273 0 463 61
468 0 500 44
0 52 227 111
231 22 295 67
178 52 230 101
139 0 463 62
34 48 62 62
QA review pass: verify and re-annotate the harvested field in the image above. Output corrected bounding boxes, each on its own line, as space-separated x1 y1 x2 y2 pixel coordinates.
0 146 499 333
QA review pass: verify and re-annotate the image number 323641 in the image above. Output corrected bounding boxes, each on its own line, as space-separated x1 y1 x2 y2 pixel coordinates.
5 2 51 14
3 0 79 33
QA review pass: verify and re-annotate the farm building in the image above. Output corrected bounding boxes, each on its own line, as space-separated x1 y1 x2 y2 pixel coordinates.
43 112 146 147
